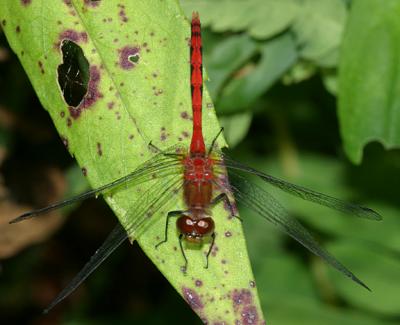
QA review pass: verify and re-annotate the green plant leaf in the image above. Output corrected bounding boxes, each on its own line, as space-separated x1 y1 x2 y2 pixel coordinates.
205 34 258 100
181 0 299 39
338 0 400 164
0 1 264 323
327 240 400 316
218 33 297 113
292 0 347 67
219 112 253 148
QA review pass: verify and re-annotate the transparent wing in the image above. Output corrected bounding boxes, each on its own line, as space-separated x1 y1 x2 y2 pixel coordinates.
43 173 184 313
219 155 381 221
10 146 184 224
216 171 370 290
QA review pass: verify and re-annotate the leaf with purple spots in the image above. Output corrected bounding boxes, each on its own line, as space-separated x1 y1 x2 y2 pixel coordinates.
0 0 264 323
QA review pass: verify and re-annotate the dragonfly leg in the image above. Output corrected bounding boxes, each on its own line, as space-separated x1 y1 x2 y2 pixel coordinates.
210 192 241 221
148 141 184 159
179 233 188 273
148 141 163 153
207 127 224 155
204 232 216 269
155 210 183 249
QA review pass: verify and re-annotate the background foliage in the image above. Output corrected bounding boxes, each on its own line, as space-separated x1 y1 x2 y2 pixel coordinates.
0 0 399 324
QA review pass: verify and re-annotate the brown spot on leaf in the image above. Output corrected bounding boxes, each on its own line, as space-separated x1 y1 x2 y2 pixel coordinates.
81 167 87 176
38 60 45 74
117 4 128 22
16 26 21 33
97 142 103 156
181 111 190 120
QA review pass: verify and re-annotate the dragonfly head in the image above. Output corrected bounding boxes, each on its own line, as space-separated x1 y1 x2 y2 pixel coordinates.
177 215 214 242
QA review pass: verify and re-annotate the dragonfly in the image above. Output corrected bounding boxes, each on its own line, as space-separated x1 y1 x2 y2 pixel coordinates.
9 12 381 313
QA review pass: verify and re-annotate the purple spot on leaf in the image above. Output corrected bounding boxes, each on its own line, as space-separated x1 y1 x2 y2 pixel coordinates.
232 289 253 308
59 29 88 44
81 65 103 108
118 46 140 70
195 280 203 287
182 287 203 310
21 0 32 6
84 0 100 7
241 306 258 325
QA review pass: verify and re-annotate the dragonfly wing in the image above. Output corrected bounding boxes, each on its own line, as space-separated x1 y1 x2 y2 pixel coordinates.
44 223 128 313
224 172 370 291
44 174 183 313
10 147 183 224
221 156 381 221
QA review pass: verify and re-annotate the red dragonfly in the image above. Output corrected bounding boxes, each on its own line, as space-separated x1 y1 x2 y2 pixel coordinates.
10 12 381 313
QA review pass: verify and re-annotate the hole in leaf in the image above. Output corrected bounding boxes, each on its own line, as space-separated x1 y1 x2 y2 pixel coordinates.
57 40 90 107
128 53 139 64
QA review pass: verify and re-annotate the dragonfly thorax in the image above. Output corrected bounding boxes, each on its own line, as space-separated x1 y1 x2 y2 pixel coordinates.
183 155 214 181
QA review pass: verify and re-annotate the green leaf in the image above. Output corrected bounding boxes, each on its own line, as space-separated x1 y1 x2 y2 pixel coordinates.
181 0 299 39
0 0 264 322
327 240 400 316
219 112 252 148
205 34 258 99
291 0 347 66
264 295 395 325
218 33 297 114
338 0 400 164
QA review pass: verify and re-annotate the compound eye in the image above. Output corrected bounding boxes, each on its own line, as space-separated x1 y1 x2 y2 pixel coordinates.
195 217 214 235
177 215 195 235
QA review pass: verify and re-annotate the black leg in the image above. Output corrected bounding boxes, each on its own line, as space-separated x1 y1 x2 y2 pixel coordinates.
155 210 183 249
179 233 188 272
205 232 216 269
210 192 240 220
208 127 224 155
148 141 162 153
148 141 183 159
